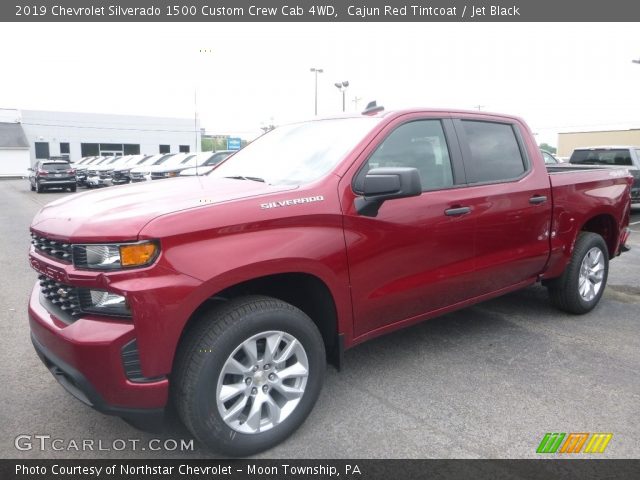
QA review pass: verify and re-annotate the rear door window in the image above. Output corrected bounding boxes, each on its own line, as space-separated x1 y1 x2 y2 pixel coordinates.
460 120 526 183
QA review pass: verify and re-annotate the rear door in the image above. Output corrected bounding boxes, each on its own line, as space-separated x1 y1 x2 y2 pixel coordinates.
453 116 552 295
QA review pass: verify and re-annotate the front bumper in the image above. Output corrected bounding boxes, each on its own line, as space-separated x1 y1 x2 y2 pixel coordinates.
29 283 169 413
86 175 112 187
31 329 164 424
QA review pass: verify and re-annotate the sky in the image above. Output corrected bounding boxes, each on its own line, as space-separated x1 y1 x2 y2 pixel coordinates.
1 22 639 145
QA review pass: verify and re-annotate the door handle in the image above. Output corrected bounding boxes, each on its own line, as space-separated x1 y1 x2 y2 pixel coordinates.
529 195 548 205
444 206 471 216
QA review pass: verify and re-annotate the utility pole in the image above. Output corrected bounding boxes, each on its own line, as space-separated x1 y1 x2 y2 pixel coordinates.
352 96 362 112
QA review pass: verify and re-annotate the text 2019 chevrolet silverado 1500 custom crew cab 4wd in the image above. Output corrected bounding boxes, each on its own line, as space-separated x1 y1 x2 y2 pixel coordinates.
28 108 632 455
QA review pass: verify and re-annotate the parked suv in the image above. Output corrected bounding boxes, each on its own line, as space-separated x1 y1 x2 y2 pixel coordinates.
28 160 76 193
569 146 640 203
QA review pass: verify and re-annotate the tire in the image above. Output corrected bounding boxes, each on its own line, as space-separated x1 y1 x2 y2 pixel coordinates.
70 185 77 192
36 182 44 193
30 182 35 192
548 232 609 314
173 295 326 456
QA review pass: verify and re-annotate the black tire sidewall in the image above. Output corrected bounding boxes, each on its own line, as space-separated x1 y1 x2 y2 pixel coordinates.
187 305 325 456
567 234 609 312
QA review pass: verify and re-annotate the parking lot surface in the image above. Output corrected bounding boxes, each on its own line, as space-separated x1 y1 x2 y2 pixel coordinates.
1 179 639 459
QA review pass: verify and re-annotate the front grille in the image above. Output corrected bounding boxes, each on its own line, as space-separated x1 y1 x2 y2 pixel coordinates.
87 169 98 176
38 274 82 317
31 233 72 262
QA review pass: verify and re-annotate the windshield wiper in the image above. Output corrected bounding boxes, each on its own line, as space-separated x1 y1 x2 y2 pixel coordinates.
224 175 265 183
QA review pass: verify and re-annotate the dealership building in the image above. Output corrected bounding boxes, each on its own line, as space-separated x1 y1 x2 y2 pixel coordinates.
0 108 200 176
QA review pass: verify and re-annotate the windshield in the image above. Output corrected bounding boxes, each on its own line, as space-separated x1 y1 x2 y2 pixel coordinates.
211 118 381 185
570 149 632 166
153 154 176 165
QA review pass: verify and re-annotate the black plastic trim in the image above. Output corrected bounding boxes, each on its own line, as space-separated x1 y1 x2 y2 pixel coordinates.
31 333 165 423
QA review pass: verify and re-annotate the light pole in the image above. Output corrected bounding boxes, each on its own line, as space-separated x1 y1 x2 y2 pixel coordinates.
310 68 323 115
334 81 349 112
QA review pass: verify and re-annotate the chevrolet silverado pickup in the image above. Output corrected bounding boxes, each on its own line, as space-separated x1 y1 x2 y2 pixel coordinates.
28 108 633 456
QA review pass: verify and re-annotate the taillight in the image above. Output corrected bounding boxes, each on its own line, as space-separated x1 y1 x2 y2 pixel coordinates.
38 170 48 176
67 169 76 174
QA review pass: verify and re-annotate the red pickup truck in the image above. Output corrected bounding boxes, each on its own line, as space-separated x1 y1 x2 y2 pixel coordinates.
28 108 632 455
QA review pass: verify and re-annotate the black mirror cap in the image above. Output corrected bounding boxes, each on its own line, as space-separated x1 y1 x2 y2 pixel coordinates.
355 167 422 217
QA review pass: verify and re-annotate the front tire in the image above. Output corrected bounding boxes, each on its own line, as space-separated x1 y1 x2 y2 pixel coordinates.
548 232 609 314
173 296 325 456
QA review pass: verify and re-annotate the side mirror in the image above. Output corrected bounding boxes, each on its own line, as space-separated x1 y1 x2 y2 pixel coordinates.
355 167 422 217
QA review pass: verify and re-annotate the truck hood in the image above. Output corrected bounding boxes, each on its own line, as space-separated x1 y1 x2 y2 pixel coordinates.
31 176 296 241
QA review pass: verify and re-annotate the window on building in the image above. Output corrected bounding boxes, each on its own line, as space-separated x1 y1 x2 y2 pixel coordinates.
123 144 141 155
360 120 454 192
81 144 99 157
179 145 190 153
159 145 171 154
461 121 526 183
35 142 50 159
59 142 70 155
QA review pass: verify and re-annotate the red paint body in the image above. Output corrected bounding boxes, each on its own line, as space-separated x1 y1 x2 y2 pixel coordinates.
28 109 632 412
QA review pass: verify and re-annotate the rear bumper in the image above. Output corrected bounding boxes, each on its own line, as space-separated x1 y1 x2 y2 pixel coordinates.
39 179 75 186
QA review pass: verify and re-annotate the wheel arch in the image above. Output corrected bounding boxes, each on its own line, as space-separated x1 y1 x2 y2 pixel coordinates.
579 213 619 259
176 272 343 371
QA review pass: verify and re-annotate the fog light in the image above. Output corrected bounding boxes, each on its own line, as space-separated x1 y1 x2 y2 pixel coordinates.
79 289 130 317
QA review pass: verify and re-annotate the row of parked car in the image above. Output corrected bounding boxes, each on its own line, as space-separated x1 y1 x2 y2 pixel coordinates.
28 151 235 193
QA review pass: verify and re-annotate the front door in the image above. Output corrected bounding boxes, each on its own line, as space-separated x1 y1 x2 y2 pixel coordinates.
340 116 477 339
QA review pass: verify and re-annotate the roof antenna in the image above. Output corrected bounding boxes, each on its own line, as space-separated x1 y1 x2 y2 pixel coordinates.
362 101 384 115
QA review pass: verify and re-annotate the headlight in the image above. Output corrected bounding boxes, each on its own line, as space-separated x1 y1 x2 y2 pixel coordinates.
79 289 130 317
73 241 159 270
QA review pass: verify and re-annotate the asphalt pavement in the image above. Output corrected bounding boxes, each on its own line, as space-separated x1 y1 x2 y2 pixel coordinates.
1 179 638 459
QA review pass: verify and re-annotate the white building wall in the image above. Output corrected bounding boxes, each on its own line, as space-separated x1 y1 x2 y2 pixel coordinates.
20 110 200 165
0 149 30 177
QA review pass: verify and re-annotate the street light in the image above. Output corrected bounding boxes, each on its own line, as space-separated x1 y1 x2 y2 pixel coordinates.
334 81 349 112
310 68 323 115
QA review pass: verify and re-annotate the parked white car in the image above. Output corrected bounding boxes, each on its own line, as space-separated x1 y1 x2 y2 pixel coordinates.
179 151 235 176
128 154 180 182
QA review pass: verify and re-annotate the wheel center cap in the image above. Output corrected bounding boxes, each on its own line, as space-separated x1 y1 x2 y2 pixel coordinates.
253 371 266 385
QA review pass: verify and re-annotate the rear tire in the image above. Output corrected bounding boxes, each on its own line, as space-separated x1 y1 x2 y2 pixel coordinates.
36 182 43 193
548 232 609 314
30 183 35 191
70 185 77 192
173 295 325 456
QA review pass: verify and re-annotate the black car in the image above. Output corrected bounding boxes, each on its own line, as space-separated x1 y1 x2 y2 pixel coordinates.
28 160 76 193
